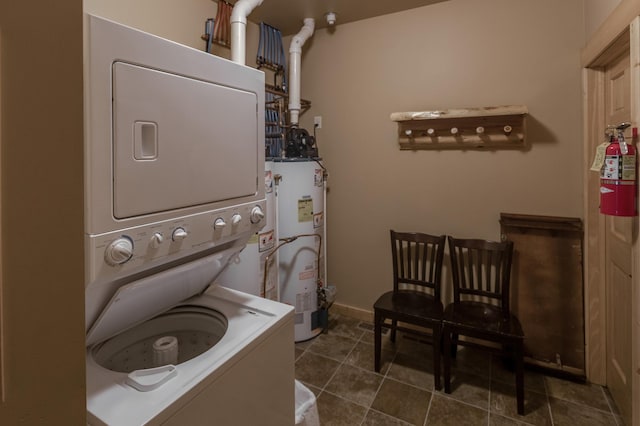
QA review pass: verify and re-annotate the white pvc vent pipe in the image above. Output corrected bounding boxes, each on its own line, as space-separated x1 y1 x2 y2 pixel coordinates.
288 18 315 125
231 0 264 64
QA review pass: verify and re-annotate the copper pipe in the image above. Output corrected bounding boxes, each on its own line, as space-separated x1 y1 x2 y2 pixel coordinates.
262 233 322 300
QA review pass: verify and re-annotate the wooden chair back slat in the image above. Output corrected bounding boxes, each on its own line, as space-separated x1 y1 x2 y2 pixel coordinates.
448 236 514 315
391 230 446 301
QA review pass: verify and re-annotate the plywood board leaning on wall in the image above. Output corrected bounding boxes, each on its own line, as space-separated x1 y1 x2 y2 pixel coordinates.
500 213 585 378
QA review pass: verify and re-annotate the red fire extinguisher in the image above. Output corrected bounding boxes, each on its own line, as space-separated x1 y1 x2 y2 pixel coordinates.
600 123 637 216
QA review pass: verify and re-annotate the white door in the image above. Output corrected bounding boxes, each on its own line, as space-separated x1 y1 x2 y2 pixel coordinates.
604 50 634 425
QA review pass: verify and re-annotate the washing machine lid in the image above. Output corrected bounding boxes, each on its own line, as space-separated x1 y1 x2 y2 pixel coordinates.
86 247 235 347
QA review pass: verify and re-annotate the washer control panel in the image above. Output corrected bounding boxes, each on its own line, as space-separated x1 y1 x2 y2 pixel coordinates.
104 236 134 265
86 201 266 284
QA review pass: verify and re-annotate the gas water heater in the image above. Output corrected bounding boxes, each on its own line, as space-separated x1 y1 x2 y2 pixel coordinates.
273 158 326 342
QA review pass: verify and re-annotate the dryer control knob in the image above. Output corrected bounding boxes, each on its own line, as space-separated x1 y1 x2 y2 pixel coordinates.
213 218 227 230
172 227 188 241
105 237 134 265
250 206 265 224
150 232 164 249
231 214 242 226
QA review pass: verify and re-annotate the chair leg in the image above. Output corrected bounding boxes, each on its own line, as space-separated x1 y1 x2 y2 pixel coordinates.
515 338 525 415
433 325 441 391
500 343 515 369
374 311 382 373
390 319 398 343
443 326 452 394
450 332 458 358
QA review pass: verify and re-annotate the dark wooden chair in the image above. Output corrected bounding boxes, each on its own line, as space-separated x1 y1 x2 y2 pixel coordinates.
443 236 525 415
374 230 446 390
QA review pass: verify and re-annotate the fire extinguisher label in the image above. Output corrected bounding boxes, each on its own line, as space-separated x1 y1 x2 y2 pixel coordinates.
621 155 636 180
603 156 620 179
604 154 636 180
590 142 609 171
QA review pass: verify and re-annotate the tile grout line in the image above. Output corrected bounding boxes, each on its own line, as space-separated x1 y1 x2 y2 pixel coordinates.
319 333 359 395
374 348 426 422
599 385 622 425
542 388 622 417
543 374 555 426
436 390 495 413
303 337 339 396
331 328 367 424
320 321 390 424
422 390 434 426
356 326 374 426
487 354 492 426
358 319 431 426
358 324 396 425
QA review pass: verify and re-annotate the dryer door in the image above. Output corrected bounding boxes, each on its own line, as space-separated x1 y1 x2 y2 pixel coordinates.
112 61 259 219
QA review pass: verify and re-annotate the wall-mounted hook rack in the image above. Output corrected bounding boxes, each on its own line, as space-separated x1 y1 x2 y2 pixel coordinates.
390 105 528 150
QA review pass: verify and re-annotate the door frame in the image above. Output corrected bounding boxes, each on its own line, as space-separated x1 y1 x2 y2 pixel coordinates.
582 4 640 425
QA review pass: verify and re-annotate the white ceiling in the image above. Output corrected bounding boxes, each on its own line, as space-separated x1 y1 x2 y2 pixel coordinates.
246 0 449 35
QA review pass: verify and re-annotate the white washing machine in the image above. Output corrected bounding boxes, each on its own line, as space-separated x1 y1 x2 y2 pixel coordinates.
86 282 294 426
84 15 294 425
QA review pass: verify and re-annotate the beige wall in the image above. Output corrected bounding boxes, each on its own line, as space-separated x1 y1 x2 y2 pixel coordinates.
584 0 623 41
0 0 86 424
297 0 586 310
84 0 262 66
84 0 213 50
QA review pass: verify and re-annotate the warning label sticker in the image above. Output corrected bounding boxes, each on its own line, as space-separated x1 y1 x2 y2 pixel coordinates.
604 154 637 180
299 270 315 281
298 198 313 222
295 292 313 313
621 154 637 180
258 230 275 252
603 155 620 179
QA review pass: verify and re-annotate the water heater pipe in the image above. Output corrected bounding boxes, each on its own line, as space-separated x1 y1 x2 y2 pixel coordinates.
262 233 322 302
230 0 264 64
323 171 328 288
288 18 315 125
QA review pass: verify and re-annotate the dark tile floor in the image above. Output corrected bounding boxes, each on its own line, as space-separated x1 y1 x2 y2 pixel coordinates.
295 312 624 426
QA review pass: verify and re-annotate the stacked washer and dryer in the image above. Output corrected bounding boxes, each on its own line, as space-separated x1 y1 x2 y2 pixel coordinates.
84 14 295 425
